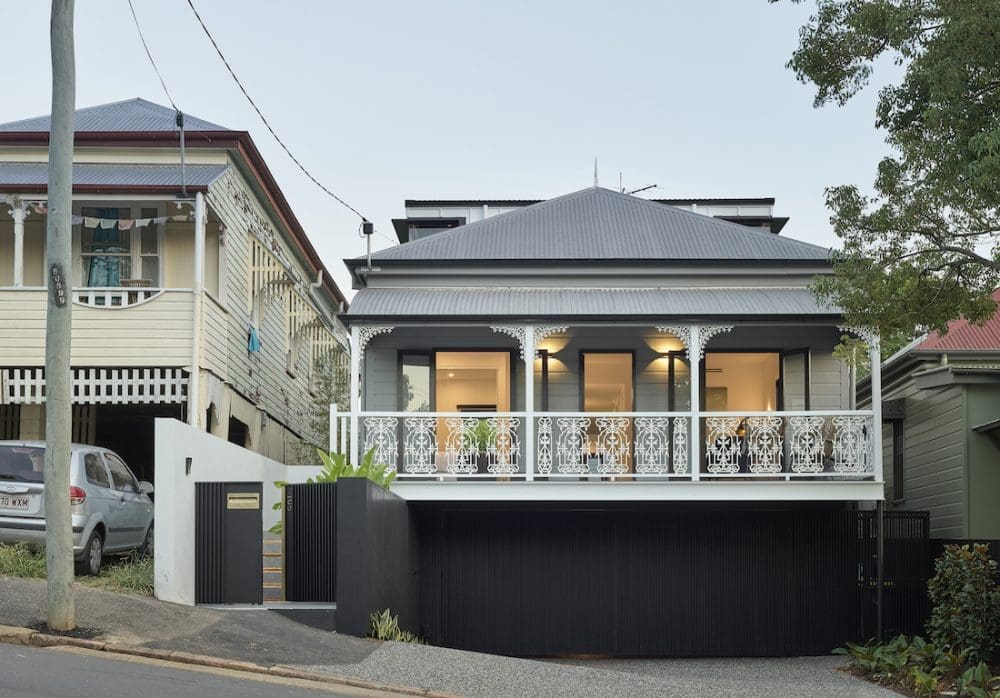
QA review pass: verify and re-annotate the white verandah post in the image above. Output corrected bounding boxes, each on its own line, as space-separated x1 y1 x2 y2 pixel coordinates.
11 199 26 287
523 324 535 482
869 333 884 483
689 324 701 481
349 324 361 466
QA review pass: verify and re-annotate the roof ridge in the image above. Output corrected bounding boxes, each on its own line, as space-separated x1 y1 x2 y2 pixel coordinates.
375 188 596 255
595 187 828 253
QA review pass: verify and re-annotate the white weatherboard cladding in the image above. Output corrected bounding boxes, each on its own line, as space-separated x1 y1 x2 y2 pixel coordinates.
0 288 194 367
205 166 345 446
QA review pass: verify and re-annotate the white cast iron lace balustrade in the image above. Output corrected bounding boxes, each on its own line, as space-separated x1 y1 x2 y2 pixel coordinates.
746 416 784 473
554 417 590 474
363 416 398 471
832 415 870 472
788 416 826 473
362 411 873 480
486 416 521 474
705 417 742 473
402 416 437 474
595 416 631 474
634 417 670 474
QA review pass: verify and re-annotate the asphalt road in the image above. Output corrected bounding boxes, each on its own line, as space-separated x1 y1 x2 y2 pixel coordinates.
0 644 393 697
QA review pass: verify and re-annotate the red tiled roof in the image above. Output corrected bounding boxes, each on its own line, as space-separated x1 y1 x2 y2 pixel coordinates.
918 290 1000 351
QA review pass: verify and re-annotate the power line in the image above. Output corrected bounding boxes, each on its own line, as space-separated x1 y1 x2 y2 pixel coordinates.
184 0 370 224
127 0 178 111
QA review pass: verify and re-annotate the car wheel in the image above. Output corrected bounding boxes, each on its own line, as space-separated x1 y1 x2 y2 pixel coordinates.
139 524 154 558
75 530 103 576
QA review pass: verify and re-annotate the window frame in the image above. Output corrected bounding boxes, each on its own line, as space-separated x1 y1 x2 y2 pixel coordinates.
74 204 164 288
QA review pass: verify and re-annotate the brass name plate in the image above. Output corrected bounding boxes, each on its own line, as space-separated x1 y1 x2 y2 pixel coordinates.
226 493 260 510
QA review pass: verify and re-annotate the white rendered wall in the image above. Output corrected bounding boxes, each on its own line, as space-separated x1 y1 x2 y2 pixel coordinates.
153 417 321 605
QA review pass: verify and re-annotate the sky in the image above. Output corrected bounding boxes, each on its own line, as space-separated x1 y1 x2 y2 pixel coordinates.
1 1 896 297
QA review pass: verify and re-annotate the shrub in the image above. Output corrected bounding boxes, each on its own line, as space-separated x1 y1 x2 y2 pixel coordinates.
369 608 424 644
269 447 395 534
927 544 1000 663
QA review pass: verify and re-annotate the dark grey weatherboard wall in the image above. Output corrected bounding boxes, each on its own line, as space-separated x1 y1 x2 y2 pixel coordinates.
412 504 929 657
335 479 420 637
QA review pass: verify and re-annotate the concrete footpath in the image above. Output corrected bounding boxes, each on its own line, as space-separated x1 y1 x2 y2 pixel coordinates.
0 575 894 698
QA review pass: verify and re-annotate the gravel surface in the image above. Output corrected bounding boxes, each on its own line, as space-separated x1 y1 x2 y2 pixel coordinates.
303 642 898 698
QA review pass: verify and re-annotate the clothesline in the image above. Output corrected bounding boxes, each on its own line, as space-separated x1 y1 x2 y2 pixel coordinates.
29 203 192 230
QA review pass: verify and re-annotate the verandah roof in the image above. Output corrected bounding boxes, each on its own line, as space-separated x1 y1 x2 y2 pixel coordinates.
344 286 840 323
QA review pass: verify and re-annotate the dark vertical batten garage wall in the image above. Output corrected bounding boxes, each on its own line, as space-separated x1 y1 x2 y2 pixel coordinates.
411 504 928 657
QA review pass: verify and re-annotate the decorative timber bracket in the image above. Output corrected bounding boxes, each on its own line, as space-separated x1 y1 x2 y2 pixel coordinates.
656 324 735 362
490 325 568 360
357 325 394 361
838 324 881 348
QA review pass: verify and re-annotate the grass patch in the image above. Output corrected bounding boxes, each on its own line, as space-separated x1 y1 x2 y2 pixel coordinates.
0 544 47 578
80 554 154 596
0 544 153 596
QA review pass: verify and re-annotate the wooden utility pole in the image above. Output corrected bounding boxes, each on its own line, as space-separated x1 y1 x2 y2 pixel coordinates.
44 0 75 631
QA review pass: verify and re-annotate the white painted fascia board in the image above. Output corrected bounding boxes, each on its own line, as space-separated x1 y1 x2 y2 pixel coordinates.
391 480 885 502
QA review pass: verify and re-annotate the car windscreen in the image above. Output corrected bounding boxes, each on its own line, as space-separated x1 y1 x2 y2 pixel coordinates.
0 446 45 483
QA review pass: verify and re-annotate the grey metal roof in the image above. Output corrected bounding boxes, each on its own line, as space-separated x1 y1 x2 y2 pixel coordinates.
361 187 830 264
346 287 839 320
0 98 229 132
0 162 230 188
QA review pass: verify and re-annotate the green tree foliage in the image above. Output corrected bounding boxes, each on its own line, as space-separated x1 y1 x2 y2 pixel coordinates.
780 1 1000 337
292 350 350 465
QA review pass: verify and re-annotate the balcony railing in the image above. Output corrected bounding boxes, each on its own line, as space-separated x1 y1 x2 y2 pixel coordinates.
72 286 165 308
352 410 875 482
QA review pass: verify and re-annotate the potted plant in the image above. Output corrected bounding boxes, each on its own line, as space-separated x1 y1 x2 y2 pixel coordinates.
472 418 495 473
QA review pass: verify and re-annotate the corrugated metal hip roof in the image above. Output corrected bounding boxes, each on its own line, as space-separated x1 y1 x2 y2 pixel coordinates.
0 162 229 188
362 187 831 264
346 287 840 320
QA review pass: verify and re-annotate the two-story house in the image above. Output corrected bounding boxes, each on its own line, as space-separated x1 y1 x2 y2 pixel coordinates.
0 98 349 481
335 186 888 656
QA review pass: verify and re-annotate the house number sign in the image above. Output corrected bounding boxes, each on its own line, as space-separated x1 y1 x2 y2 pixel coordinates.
50 264 67 307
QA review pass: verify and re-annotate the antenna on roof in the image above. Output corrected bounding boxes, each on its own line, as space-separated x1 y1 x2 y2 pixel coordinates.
593 158 599 188
626 184 659 196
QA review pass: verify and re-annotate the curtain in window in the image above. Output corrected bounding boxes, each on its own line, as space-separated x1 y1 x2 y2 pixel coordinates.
85 208 127 286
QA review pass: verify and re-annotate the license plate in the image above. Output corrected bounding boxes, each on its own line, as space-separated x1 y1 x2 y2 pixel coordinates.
0 495 29 510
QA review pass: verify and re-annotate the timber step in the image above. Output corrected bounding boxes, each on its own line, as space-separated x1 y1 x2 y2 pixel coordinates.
262 534 284 602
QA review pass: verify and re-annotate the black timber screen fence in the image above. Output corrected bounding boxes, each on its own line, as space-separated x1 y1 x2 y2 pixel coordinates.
284 482 337 603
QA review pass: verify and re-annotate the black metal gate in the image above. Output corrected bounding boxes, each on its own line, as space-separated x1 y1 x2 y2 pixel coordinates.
195 482 263 604
415 505 930 657
284 482 337 602
859 510 930 639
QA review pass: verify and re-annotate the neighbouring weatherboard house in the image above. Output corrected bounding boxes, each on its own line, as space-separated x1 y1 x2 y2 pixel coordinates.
857 289 1000 539
0 98 349 482
332 186 893 656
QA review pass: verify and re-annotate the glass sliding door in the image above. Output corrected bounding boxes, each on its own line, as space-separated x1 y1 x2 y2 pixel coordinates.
703 352 780 411
580 352 634 472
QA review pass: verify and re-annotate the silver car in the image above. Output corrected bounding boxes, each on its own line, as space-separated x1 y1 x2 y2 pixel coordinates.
0 441 154 575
